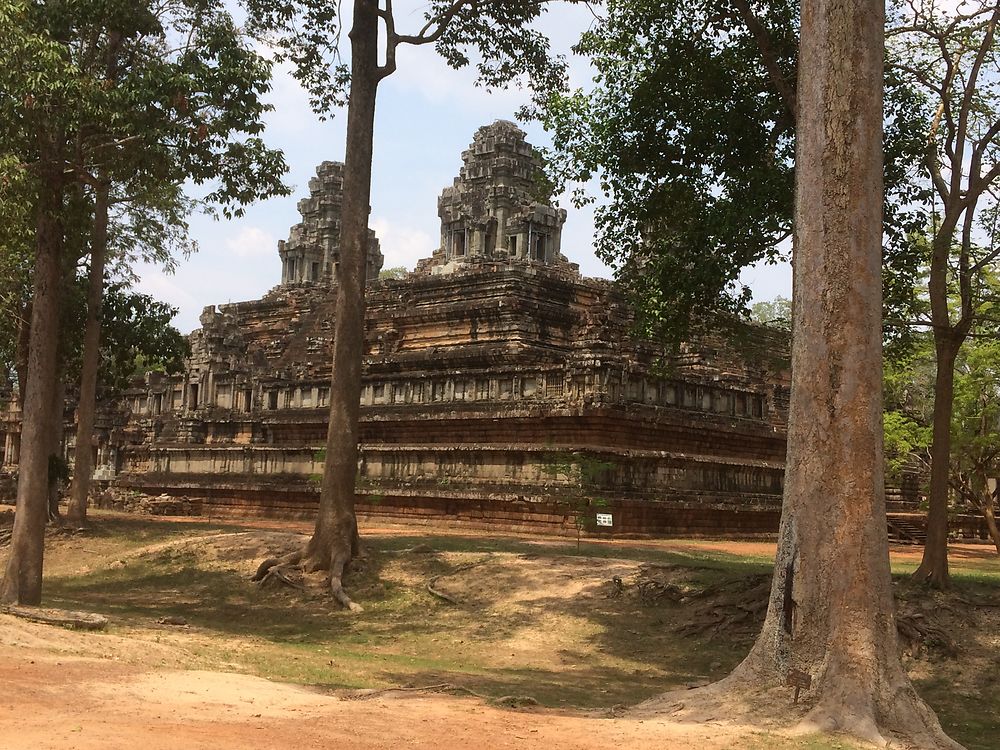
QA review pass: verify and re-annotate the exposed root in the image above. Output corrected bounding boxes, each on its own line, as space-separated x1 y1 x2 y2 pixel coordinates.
896 612 958 657
329 576 362 612
252 543 364 611
338 682 537 709
251 548 304 582
257 564 306 591
426 576 462 605
423 556 496 607
633 666 965 750
1 604 108 631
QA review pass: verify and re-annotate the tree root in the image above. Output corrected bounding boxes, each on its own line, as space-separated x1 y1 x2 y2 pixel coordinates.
896 612 958 657
252 546 363 611
426 576 462 605
251 548 304 582
1 604 108 630
634 670 965 750
339 682 538 709
257 564 306 591
424 556 495 606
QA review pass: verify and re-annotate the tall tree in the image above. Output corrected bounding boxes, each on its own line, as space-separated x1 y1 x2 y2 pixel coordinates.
0 0 287 603
662 0 958 742
248 0 569 608
0 1 78 604
62 0 288 525
886 1 1000 588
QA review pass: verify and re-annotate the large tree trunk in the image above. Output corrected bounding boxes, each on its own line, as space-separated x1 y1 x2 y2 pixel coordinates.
640 1 961 746
913 335 959 587
1 152 65 606
300 0 380 610
66 184 109 524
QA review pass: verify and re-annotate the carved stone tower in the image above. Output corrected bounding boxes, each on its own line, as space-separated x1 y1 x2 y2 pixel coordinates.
277 161 383 286
421 121 570 275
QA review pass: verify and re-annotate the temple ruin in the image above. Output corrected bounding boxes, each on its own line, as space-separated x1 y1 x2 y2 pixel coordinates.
1 121 796 536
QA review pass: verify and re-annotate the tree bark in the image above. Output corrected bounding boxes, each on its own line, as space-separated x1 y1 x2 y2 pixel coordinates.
981 488 1000 554
1 148 65 605
46 377 65 523
301 0 380 610
914 335 959 587
14 300 31 413
66 184 109 524
644 1 960 745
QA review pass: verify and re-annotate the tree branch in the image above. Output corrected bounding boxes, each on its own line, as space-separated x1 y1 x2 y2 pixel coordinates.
730 0 796 119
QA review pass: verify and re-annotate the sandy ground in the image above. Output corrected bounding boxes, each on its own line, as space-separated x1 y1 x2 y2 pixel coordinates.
0 638 756 750
2 517 994 750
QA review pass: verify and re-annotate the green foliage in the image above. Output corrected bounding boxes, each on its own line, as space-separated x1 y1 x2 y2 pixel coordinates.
540 451 615 546
951 336 1000 508
56 272 188 398
98 284 189 395
539 0 930 342
749 295 792 330
378 266 409 281
244 0 570 119
883 410 931 482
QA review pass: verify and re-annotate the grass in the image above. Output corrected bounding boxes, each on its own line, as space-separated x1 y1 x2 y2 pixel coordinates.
27 514 1000 749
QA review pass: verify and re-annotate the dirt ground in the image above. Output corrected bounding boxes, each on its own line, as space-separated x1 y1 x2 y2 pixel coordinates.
0 639 766 750
1 516 997 750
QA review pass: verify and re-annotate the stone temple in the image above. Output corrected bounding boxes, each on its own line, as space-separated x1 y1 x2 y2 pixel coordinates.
2 121 795 535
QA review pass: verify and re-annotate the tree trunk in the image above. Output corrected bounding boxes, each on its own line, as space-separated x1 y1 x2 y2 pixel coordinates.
46 377 66 524
66 184 109 524
642 1 960 746
913 336 959 587
982 489 1000 555
1 152 65 606
14 300 31 413
301 0 380 611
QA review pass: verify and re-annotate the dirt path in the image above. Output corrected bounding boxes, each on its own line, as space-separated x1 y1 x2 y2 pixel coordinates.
0 641 756 750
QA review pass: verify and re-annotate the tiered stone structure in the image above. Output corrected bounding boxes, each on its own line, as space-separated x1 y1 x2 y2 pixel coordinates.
2 121 796 535
418 120 572 274
278 160 383 285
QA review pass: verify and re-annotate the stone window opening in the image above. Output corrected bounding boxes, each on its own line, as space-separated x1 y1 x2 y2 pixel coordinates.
533 233 546 262
507 235 517 257
153 393 163 415
485 219 497 256
267 390 278 410
188 383 199 410
243 389 253 412
452 228 467 257
310 261 320 281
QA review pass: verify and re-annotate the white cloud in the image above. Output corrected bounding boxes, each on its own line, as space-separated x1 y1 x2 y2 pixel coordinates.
226 226 277 258
370 217 436 270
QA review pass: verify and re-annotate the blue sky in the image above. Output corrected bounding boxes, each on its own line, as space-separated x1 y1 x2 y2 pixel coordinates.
134 2 791 333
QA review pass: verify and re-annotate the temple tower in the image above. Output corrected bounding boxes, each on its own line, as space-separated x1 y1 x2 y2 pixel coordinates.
430 121 569 274
277 161 383 286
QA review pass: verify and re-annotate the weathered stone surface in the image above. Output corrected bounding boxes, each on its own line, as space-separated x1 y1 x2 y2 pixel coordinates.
0 121 798 537
277 160 383 286
95 121 792 536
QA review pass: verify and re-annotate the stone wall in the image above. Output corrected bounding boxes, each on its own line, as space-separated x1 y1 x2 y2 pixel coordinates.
106 121 792 536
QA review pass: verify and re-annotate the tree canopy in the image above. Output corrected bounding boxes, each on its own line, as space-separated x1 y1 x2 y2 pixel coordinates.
539 0 930 340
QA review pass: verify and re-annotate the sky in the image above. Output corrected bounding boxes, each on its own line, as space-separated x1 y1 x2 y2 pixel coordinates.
134 2 792 334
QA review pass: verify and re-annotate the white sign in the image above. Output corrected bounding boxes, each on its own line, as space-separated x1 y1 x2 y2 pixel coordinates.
595 513 613 527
